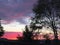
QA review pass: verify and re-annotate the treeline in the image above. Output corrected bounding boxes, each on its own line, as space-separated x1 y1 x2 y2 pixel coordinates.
0 39 60 45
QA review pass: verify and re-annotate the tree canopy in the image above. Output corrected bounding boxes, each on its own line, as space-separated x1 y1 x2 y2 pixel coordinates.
31 0 60 39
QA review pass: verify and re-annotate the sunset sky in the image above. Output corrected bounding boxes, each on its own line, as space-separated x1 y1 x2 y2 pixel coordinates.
0 0 37 32
0 0 60 40
0 0 38 40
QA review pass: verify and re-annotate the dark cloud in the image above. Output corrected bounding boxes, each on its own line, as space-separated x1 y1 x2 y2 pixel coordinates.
0 12 8 20
0 0 37 24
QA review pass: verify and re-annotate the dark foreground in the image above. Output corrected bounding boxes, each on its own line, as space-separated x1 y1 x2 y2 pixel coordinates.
0 38 60 45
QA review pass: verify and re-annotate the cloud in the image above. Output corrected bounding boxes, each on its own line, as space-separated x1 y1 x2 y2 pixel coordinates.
2 21 25 32
0 0 37 24
0 0 37 32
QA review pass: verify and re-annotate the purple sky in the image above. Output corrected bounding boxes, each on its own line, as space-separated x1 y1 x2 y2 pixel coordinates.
0 0 37 24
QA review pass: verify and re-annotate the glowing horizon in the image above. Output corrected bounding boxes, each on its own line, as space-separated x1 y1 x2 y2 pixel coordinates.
2 21 25 32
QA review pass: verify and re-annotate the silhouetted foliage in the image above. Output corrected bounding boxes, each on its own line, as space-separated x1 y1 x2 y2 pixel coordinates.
0 29 4 37
31 0 60 40
17 34 23 40
23 25 33 40
31 0 60 45
0 19 4 37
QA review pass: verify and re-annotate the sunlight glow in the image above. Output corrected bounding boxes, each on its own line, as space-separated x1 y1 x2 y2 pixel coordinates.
2 21 25 32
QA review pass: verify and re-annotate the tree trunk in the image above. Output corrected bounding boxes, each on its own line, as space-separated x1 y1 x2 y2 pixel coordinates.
51 21 58 40
51 21 58 45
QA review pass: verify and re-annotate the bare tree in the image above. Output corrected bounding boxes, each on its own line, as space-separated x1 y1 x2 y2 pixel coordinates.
31 0 60 40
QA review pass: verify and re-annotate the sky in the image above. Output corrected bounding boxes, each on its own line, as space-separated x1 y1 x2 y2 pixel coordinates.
0 0 60 40
0 0 37 32
2 32 23 40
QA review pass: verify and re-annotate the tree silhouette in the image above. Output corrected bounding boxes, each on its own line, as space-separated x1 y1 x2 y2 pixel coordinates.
23 25 33 40
31 0 60 40
0 19 4 37
17 34 23 40
0 27 4 37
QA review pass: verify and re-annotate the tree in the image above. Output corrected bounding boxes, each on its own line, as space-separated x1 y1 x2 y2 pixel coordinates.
17 34 23 40
23 25 33 40
31 0 60 40
0 19 4 37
